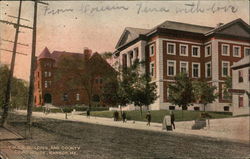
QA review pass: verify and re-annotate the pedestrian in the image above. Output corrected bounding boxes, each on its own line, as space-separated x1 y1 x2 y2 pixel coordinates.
146 111 151 126
170 110 175 129
122 111 126 123
86 109 90 118
113 111 119 121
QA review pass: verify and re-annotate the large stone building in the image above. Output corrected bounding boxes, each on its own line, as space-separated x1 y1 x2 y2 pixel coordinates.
113 18 250 111
231 56 250 116
34 47 115 107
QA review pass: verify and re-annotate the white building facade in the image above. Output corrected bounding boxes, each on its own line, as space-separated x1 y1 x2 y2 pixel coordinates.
231 57 250 116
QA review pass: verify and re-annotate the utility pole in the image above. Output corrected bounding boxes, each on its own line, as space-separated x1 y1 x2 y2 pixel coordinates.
26 0 38 138
1 0 23 127
26 0 48 138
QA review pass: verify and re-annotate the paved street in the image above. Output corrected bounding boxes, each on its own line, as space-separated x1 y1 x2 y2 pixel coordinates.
0 112 249 159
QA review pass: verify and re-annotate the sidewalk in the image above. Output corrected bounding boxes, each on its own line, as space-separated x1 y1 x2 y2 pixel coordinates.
16 110 250 144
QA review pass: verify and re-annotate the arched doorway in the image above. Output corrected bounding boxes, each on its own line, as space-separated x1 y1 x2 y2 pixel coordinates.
44 93 52 104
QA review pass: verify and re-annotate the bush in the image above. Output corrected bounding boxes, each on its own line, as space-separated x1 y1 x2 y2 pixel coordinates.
169 106 175 110
194 107 200 111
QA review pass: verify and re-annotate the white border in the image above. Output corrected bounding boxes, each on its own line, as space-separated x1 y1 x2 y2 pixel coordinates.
180 61 189 74
167 60 176 76
150 61 155 77
233 45 241 57
149 44 155 57
192 62 200 78
192 45 200 57
221 61 230 77
205 61 212 78
244 47 250 56
205 44 212 57
167 42 176 55
179 44 188 56
221 44 230 56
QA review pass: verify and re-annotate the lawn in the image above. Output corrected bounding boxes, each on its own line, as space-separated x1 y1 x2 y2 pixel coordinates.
90 110 232 123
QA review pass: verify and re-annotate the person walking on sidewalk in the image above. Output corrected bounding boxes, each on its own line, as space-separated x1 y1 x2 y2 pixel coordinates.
86 108 90 118
122 111 127 123
170 110 175 129
146 111 151 126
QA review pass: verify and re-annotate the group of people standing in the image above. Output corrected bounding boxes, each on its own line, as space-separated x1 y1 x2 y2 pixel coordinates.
113 110 127 123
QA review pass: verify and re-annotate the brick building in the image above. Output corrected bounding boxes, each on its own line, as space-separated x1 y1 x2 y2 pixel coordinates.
113 18 250 111
34 47 115 107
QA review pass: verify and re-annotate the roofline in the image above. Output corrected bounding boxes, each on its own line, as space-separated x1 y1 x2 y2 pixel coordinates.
231 63 250 70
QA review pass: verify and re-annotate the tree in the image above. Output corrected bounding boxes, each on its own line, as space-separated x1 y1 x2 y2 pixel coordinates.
55 53 115 109
0 65 28 110
168 73 194 118
193 81 217 112
223 76 232 101
131 73 157 117
125 60 157 117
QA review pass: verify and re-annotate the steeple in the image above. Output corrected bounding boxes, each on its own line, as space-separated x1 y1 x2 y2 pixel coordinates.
38 47 51 59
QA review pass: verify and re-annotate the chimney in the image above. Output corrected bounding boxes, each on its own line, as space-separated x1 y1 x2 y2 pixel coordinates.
83 47 92 60
216 23 224 28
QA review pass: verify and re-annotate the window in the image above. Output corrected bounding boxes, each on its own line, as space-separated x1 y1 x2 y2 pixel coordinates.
63 93 68 101
95 79 99 84
100 78 103 84
233 46 241 57
44 71 48 77
222 44 230 56
192 63 200 78
179 44 188 56
134 48 139 59
167 60 176 76
150 62 155 77
222 61 230 77
238 70 243 83
167 43 176 55
76 93 80 101
205 45 211 57
244 47 250 56
192 46 200 57
180 61 188 74
48 72 51 77
149 45 155 56
38 82 40 89
205 62 211 78
239 96 243 107
37 72 40 78
44 81 48 88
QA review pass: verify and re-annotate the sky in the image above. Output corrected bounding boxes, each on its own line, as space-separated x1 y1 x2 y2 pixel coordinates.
0 0 249 81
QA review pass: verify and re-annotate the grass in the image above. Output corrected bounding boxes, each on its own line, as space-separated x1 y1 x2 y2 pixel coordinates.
91 110 232 123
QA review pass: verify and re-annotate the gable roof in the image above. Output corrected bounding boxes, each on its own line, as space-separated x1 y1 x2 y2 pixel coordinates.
115 27 150 49
50 51 85 63
231 56 250 69
205 18 250 36
115 18 250 50
154 20 214 34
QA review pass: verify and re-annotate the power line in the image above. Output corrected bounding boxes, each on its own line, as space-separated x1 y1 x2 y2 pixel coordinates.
8 15 30 22
0 48 28 56
0 19 33 29
1 38 29 46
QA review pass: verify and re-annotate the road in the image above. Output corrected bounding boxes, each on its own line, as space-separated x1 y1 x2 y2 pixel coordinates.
2 113 250 159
